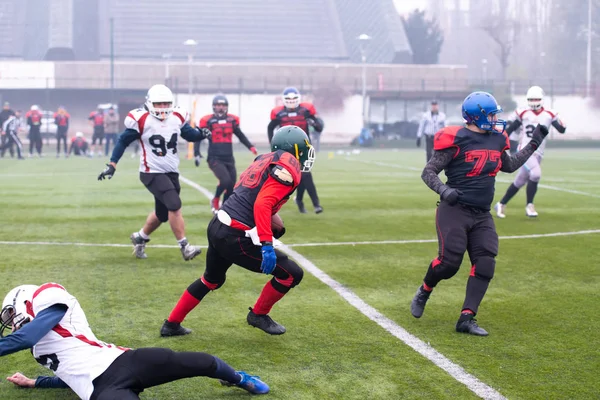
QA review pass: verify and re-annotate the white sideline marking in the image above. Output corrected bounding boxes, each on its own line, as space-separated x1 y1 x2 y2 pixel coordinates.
349 157 600 199
178 175 507 400
1 229 598 250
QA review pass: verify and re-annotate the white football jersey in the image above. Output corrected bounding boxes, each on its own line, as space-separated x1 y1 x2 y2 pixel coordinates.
513 107 560 156
30 283 128 400
124 107 189 173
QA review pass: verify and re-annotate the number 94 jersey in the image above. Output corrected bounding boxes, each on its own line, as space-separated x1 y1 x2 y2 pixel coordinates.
513 108 559 157
125 107 189 173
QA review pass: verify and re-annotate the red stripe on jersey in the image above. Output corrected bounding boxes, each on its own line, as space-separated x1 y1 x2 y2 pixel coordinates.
518 109 528 119
32 283 65 301
136 113 150 172
543 109 556 118
52 323 130 351
173 111 185 124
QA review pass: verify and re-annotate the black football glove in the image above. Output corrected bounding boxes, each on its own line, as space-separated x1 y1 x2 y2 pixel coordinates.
416 137 421 147
529 124 549 149
194 155 202 167
440 185 463 206
200 128 212 140
98 163 116 181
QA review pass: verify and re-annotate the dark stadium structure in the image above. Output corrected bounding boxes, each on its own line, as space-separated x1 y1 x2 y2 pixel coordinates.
0 0 412 64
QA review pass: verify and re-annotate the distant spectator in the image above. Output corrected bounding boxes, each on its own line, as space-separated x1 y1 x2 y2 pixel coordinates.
416 100 446 162
26 105 43 157
54 106 70 158
0 102 16 158
69 132 90 157
89 107 105 156
104 106 119 155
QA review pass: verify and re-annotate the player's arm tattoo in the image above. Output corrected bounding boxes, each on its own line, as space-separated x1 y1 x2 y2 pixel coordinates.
421 148 455 194
500 143 536 172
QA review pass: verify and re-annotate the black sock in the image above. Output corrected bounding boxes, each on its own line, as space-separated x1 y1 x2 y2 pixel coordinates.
458 310 475 322
526 181 538 204
500 184 520 205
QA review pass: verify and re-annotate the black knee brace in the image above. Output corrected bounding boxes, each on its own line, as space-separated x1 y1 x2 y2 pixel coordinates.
472 256 495 281
163 190 182 212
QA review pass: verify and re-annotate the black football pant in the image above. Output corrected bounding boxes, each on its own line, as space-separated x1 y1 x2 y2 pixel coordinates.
56 132 68 154
90 348 230 399
0 134 14 157
140 172 182 223
422 201 498 315
425 135 434 162
209 158 237 201
187 216 303 300
296 171 320 207
0 131 22 158
29 130 42 155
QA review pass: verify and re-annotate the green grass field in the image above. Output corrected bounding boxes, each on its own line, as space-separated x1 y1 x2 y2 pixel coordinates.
0 148 598 400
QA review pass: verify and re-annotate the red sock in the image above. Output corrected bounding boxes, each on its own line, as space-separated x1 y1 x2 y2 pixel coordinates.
253 281 286 315
168 290 200 323
461 309 475 315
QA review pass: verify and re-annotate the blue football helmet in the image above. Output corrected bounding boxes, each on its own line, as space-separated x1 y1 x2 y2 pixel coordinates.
462 91 507 133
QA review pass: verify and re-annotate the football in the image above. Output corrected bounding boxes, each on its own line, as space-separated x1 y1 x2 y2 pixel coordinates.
271 213 285 235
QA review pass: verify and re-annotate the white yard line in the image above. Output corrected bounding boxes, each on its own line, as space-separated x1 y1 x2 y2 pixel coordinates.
178 175 507 400
349 157 600 199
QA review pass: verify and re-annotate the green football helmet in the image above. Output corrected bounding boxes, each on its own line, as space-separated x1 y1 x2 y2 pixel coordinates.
271 125 315 172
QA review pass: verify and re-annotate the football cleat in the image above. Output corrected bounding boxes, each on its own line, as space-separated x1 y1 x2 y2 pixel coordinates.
410 286 431 318
180 242 201 261
211 197 220 214
314 205 323 214
525 203 538 218
160 320 192 337
494 202 506 218
220 371 270 395
247 307 286 335
130 232 150 259
456 317 489 336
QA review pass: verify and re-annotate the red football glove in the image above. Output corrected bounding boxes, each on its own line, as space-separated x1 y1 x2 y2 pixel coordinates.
250 146 258 155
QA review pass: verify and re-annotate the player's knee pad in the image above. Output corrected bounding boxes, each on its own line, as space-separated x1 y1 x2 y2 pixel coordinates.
200 275 226 291
513 171 529 189
272 259 304 290
432 255 462 280
155 207 169 223
163 189 182 212
472 256 495 281
529 170 541 182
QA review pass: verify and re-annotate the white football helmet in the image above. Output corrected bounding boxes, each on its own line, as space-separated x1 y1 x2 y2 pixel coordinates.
526 86 544 110
0 285 39 337
145 84 174 120
30 105 39 111
282 87 301 109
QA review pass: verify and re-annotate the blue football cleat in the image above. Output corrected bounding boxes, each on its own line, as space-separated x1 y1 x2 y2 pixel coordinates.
220 371 270 394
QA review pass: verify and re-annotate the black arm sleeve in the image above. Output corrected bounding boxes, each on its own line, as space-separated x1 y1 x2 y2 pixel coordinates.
500 142 537 172
233 126 254 149
193 141 202 157
110 129 140 164
35 376 70 389
421 148 455 195
267 120 280 143
551 120 566 133
309 117 324 133
180 123 207 142
505 119 522 135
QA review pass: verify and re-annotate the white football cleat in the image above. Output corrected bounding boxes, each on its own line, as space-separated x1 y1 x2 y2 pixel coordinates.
525 203 538 218
494 202 506 218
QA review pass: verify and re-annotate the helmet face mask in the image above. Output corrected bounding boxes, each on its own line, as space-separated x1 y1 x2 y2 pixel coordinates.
270 126 315 172
282 87 300 110
1 285 38 338
145 84 174 120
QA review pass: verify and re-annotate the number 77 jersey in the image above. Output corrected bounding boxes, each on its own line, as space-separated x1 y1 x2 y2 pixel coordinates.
434 126 510 211
125 107 189 173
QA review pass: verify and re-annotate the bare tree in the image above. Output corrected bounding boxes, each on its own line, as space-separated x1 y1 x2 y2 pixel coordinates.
480 2 521 82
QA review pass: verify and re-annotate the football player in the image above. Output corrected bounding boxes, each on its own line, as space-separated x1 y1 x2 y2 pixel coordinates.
268 87 324 214
97 84 210 261
0 283 269 399
494 86 566 218
161 126 313 337
410 91 549 336
193 95 258 214
494 86 567 218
